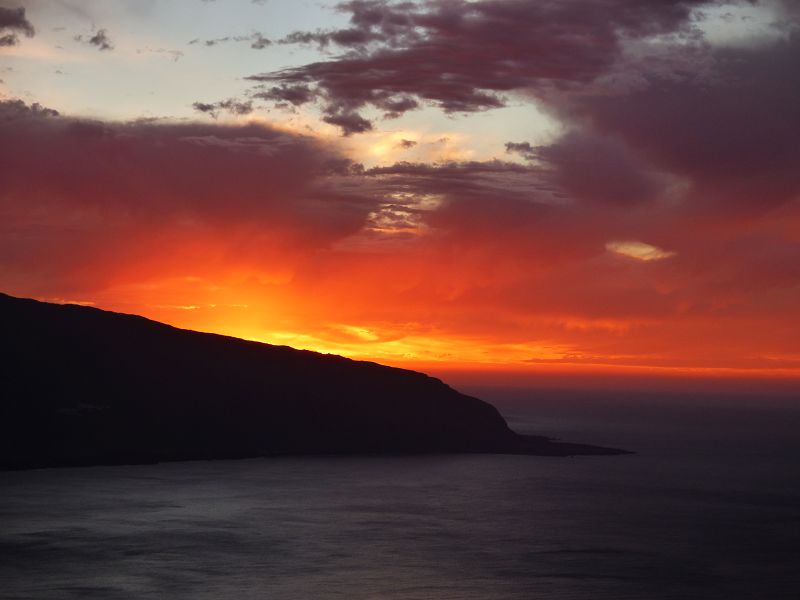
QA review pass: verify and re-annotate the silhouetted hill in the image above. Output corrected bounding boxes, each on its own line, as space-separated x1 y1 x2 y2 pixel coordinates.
0 293 628 469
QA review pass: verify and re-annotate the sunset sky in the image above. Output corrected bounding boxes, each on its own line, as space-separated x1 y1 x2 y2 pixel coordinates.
2 0 799 388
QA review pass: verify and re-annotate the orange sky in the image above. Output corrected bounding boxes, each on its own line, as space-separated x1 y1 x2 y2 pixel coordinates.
15 208 799 391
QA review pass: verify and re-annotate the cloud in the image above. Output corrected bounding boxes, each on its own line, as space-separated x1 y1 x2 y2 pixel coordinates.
252 84 314 106
606 240 676 261
189 32 271 49
322 111 373 135
554 31 800 215
248 0 710 134
0 99 371 293
534 131 666 207
250 32 271 49
505 142 535 160
254 0 799 213
192 98 254 118
75 28 113 51
0 6 35 46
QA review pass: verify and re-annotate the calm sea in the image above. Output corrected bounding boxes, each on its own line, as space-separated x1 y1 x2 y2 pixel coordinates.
2 388 799 599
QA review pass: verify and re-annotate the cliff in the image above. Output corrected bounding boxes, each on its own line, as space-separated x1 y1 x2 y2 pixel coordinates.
0 293 627 469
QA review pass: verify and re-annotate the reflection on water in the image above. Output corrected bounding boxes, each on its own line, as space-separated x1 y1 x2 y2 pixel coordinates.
1 391 799 599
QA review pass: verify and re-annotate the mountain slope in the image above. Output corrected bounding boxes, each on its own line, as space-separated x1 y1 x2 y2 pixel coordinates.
0 293 627 469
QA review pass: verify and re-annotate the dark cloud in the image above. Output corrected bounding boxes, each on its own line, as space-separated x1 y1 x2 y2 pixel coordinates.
75 28 113 51
535 131 665 207
555 32 800 214
88 28 113 51
252 84 314 106
378 96 419 119
250 32 271 49
0 99 372 293
0 6 35 46
253 1 800 213
361 160 560 228
192 101 217 114
0 98 58 118
189 32 271 49
397 139 417 149
322 111 373 135
249 0 710 133
192 98 254 118
504 142 535 160
277 0 419 50
277 26 382 48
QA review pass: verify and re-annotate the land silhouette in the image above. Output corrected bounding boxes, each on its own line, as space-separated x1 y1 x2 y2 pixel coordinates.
0 293 628 470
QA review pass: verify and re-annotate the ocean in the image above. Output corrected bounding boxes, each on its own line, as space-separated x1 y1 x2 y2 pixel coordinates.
2 388 799 599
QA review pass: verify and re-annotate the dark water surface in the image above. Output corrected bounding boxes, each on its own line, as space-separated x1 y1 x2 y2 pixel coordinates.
2 389 799 599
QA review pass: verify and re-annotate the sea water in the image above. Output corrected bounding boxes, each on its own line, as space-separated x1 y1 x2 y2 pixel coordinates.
1 389 799 599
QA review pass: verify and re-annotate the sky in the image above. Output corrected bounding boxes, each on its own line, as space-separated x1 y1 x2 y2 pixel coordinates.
1 0 799 390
